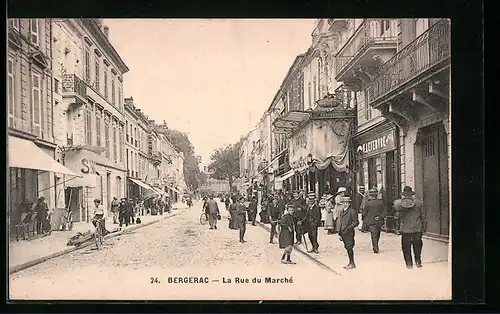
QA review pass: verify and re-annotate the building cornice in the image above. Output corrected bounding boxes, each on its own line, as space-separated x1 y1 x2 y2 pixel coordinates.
79 19 129 74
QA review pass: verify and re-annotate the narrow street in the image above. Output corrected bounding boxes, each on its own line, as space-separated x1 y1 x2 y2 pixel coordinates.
9 201 336 300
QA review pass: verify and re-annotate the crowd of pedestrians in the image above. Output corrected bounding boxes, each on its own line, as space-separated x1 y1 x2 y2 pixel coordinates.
208 184 428 270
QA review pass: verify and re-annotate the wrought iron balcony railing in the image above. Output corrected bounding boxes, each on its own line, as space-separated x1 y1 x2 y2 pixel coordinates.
62 74 87 99
367 19 451 106
335 19 398 78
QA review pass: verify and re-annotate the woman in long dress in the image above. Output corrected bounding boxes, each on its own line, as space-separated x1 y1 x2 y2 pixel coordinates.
332 187 347 234
323 194 335 234
279 205 296 264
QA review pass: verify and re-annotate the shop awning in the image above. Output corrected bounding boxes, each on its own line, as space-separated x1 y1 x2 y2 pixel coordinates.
274 169 296 182
152 187 166 195
8 136 79 176
272 110 311 134
129 178 154 191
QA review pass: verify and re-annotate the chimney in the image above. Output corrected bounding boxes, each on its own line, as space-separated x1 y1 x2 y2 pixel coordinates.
124 97 134 106
103 25 109 39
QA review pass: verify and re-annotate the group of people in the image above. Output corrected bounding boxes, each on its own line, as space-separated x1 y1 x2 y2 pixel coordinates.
212 184 427 270
109 195 173 227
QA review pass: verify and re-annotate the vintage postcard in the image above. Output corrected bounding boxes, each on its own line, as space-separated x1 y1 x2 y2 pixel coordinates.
7 18 451 300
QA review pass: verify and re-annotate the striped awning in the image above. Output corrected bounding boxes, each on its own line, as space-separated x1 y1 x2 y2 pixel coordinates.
272 110 311 134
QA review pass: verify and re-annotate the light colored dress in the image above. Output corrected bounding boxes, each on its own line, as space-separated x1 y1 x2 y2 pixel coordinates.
324 200 335 230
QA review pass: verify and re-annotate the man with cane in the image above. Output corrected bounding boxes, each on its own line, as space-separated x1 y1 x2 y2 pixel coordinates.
305 192 321 254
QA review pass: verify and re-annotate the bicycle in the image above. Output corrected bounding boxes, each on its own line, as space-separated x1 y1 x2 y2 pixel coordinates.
93 219 104 249
200 212 208 225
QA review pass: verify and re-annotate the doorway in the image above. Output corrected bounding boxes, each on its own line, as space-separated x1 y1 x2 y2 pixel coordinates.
420 123 449 238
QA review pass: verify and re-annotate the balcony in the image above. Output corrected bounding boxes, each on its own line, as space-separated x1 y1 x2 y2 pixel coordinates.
335 19 398 90
62 74 87 109
367 19 451 108
149 151 162 166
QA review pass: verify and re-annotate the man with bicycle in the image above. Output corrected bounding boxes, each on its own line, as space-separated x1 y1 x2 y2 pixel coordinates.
92 199 108 235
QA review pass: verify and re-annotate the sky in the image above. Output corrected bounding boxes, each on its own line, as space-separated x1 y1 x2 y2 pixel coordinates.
105 19 315 167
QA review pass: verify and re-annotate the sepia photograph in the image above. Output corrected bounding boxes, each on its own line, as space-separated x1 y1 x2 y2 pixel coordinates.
7 18 451 301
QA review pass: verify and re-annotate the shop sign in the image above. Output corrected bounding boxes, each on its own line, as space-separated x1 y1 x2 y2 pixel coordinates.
80 158 97 174
356 129 396 157
289 124 312 172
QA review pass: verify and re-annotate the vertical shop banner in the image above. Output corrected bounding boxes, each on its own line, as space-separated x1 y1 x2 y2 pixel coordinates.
312 120 352 171
289 124 312 172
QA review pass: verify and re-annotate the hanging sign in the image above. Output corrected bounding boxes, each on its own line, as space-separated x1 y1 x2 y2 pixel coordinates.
356 129 396 158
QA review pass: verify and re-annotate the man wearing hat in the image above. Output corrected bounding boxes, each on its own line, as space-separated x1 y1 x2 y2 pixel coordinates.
289 191 307 244
305 192 322 253
354 186 366 231
268 196 281 244
332 187 347 234
236 196 248 243
363 187 386 253
336 195 359 269
394 186 427 268
34 197 49 234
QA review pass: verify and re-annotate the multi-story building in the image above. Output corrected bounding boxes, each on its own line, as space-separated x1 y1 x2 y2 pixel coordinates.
365 19 450 239
51 19 129 222
7 18 79 232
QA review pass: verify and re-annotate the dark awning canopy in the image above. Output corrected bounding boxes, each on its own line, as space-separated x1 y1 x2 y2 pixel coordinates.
272 110 311 135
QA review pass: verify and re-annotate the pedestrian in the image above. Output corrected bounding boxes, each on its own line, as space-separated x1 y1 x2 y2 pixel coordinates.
206 195 220 230
277 193 286 217
248 196 258 226
128 198 135 224
354 186 366 231
332 187 347 234
336 196 359 270
224 196 231 211
118 198 129 228
268 196 281 244
305 192 321 254
289 191 306 245
279 205 296 264
236 196 248 243
34 197 49 234
360 190 370 232
228 199 238 230
110 197 120 224
363 188 387 253
323 193 335 234
393 186 427 269
259 197 270 224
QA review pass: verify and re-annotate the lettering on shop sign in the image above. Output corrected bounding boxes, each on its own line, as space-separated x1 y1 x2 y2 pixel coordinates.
81 158 97 174
357 131 395 156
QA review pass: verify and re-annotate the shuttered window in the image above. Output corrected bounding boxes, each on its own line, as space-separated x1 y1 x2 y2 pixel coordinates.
84 48 91 83
30 19 39 46
32 74 42 125
96 110 102 146
105 114 110 158
8 59 15 116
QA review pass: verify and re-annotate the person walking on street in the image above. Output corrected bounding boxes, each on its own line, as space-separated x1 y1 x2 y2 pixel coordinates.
336 196 359 270
236 196 248 243
393 186 427 269
354 186 366 231
277 193 286 217
269 196 281 244
289 191 306 244
127 198 135 224
224 196 231 211
363 188 387 253
323 194 335 234
306 193 321 254
34 197 50 234
92 198 108 235
110 197 120 224
118 198 129 228
206 195 220 230
248 196 258 226
228 199 238 230
279 205 296 264
333 187 347 234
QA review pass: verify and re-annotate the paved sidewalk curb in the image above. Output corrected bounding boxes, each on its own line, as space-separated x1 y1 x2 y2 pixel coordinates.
9 209 185 275
258 223 341 276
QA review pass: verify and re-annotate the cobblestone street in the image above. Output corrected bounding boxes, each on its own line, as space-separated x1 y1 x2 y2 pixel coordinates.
9 201 450 300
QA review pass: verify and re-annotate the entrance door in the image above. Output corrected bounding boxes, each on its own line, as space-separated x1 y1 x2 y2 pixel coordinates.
421 124 449 237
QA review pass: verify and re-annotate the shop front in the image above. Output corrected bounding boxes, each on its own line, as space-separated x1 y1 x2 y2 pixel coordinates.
8 135 79 234
64 146 126 222
353 122 400 231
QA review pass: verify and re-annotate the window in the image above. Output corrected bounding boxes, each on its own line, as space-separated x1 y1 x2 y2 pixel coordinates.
125 121 129 142
84 48 91 83
118 86 122 111
111 76 116 105
104 70 108 99
119 126 124 162
95 58 100 90
30 19 39 46
96 111 101 146
104 115 110 158
54 78 60 94
8 59 15 116
11 18 20 31
380 20 391 36
32 74 42 126
113 123 117 162
415 18 429 38
313 76 317 102
85 105 92 145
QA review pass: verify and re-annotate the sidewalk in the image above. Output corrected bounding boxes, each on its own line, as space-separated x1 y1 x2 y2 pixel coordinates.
9 202 188 272
261 223 452 299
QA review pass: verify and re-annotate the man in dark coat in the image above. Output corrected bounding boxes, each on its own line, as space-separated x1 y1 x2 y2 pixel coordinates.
277 193 287 217
268 197 281 244
363 188 387 253
354 186 365 231
279 205 296 264
205 195 220 230
118 198 130 228
337 196 359 270
289 191 306 245
34 197 49 234
236 196 248 243
248 196 258 226
394 186 427 268
305 192 322 253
